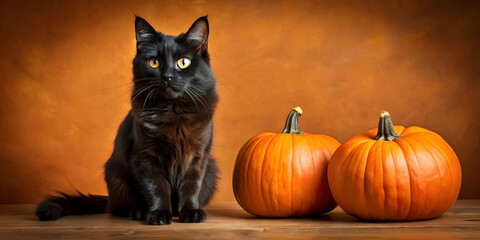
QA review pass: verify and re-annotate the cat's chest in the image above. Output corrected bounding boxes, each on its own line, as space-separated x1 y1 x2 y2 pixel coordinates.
135 106 210 152
138 102 196 126
143 122 209 169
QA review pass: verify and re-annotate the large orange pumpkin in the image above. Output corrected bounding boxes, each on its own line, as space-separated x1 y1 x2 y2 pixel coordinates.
328 111 462 221
233 107 340 217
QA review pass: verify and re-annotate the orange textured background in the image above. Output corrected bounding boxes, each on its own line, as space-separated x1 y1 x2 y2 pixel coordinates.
0 0 479 203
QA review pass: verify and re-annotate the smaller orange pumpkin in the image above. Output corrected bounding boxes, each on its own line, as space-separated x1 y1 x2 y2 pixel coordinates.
233 107 340 217
328 111 462 221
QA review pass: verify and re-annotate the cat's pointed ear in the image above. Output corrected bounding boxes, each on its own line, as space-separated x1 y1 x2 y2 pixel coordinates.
185 16 209 55
135 16 157 43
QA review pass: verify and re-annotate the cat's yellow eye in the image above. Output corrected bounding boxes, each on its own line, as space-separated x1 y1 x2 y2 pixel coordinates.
149 58 160 68
177 58 191 69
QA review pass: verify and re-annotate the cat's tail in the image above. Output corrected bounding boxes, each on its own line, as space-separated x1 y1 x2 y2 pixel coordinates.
36 191 108 221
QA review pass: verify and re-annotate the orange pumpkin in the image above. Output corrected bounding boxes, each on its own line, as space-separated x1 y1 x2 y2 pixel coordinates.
328 111 462 221
233 107 340 217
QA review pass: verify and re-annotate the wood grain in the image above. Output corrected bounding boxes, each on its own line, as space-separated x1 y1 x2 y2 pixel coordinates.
0 200 479 239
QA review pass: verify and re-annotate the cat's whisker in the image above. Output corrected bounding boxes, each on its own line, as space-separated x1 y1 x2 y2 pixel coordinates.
132 85 150 99
152 90 159 104
187 85 206 97
102 89 133 105
132 84 157 103
189 85 215 103
143 88 156 110
184 88 200 112
185 88 198 111
189 86 210 107
195 92 211 117
188 87 209 117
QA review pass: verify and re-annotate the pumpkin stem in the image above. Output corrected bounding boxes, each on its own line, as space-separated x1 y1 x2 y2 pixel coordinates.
281 107 304 134
374 111 401 141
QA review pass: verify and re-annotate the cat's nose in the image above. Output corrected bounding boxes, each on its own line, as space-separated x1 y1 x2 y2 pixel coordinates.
163 73 174 81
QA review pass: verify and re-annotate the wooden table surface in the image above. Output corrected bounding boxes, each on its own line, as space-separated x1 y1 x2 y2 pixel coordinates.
0 200 479 239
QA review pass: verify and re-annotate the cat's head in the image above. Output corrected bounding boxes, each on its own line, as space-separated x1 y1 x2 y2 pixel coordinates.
132 16 217 108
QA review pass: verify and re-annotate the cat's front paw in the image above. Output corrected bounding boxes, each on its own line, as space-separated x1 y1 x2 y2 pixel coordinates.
179 209 206 223
146 210 172 225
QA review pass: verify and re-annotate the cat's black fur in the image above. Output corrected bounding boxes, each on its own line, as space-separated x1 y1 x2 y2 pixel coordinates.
35 16 219 225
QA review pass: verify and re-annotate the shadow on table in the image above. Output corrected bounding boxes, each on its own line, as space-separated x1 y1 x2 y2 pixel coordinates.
209 208 363 223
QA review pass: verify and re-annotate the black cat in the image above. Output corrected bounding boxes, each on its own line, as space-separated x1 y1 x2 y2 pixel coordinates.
35 16 219 225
